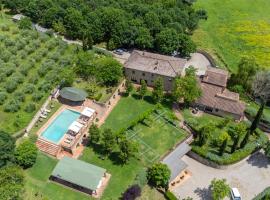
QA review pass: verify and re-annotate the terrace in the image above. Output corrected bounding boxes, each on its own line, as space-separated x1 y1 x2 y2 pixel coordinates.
36 102 97 158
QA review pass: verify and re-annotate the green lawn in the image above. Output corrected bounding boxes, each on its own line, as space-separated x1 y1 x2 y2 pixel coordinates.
101 94 155 131
24 94 185 200
25 153 91 200
193 0 270 72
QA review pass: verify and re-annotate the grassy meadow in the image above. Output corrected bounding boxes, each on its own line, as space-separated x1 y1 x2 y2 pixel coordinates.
193 0 270 72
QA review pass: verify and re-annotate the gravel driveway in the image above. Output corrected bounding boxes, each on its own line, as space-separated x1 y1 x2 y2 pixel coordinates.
172 152 270 199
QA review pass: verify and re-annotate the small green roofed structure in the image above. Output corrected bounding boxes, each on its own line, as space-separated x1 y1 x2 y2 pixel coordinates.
50 156 106 195
59 87 87 102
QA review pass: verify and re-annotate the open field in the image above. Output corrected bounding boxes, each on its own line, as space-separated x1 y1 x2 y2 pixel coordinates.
193 0 270 72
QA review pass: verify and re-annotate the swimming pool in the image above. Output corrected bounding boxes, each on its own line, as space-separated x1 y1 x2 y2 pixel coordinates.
41 109 81 144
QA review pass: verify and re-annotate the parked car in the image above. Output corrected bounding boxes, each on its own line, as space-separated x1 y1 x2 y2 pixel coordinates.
230 188 241 200
113 49 124 55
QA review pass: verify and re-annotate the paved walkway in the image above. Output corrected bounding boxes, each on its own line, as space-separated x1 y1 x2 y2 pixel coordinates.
172 152 270 199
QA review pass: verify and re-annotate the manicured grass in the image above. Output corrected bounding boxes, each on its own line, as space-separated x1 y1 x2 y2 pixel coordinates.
80 148 143 200
193 0 270 72
25 153 91 200
138 185 165 200
101 94 155 131
128 110 188 164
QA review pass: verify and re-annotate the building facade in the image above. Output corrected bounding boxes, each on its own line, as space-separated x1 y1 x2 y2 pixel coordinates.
124 50 187 91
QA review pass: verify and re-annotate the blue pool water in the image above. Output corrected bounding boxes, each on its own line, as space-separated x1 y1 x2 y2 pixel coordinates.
41 109 80 143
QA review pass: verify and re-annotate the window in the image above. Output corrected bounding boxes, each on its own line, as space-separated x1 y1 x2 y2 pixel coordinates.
142 72 145 76
169 78 172 82
132 70 135 74
151 73 154 77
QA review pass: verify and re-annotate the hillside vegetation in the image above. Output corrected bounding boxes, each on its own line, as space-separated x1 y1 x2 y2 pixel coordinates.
3 0 206 55
193 0 270 72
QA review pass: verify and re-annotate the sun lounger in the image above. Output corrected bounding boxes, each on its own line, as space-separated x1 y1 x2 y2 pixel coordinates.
40 114 47 119
44 108 51 113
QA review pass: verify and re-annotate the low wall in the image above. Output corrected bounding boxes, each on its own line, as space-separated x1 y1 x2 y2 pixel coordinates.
196 49 217 67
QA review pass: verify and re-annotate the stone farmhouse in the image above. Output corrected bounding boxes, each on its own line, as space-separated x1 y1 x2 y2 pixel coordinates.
124 50 187 91
124 50 245 120
194 67 246 120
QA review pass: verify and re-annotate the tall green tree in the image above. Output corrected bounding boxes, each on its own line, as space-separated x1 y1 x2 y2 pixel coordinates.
152 78 164 103
197 123 214 146
101 129 117 154
229 122 246 153
0 165 25 200
230 57 258 93
18 17 32 30
82 30 94 51
118 138 138 164
139 80 147 99
218 132 229 156
125 79 134 96
155 28 178 54
210 178 230 200
95 57 123 86
241 71 270 148
15 140 37 169
147 163 171 189
89 124 101 145
0 131 15 167
172 67 201 104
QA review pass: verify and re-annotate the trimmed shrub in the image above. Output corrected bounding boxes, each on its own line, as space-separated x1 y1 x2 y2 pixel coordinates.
0 92 7 105
164 191 178 200
4 99 20 113
32 92 43 102
5 80 18 93
23 84 35 94
24 103 36 113
14 91 25 102
121 185 141 200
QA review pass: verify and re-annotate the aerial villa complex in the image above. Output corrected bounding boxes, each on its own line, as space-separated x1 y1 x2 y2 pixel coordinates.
36 87 97 158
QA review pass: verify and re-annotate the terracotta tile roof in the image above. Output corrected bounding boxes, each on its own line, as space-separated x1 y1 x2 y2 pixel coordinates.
124 50 187 77
202 67 229 87
196 82 245 116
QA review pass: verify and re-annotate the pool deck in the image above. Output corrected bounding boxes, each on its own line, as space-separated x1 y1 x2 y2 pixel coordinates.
36 98 113 159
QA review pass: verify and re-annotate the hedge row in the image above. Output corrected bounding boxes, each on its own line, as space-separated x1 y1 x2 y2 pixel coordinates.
164 191 178 200
191 132 268 165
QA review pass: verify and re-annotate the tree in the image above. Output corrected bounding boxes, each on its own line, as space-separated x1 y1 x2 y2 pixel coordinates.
147 163 171 189
101 129 117 155
135 27 153 49
218 132 229 156
241 71 270 148
60 68 74 88
198 123 214 146
230 57 258 93
52 20 66 35
264 141 270 159
18 17 32 30
152 78 164 103
15 140 37 169
229 122 247 153
139 80 147 99
96 57 123 86
210 178 230 200
82 30 94 51
173 67 201 104
0 165 24 200
125 79 134 96
0 131 15 167
89 124 101 145
178 34 196 57
118 138 138 164
155 28 178 54
122 184 141 200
